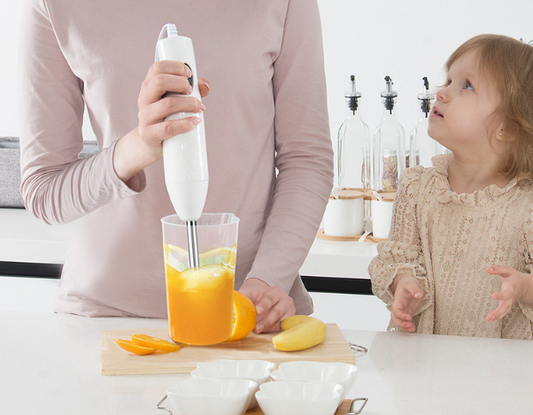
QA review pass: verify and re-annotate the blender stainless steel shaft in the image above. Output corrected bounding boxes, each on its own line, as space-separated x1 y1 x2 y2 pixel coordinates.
186 220 200 268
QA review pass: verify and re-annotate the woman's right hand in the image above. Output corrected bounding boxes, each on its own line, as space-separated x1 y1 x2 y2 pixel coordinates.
390 273 424 332
113 60 210 184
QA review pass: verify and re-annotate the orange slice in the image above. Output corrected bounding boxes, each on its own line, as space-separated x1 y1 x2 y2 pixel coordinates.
199 245 238 267
227 291 256 342
114 338 156 355
131 334 181 352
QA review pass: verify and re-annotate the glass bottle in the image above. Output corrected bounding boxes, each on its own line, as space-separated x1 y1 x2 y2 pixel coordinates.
336 75 371 224
373 76 405 192
336 75 371 191
409 77 441 167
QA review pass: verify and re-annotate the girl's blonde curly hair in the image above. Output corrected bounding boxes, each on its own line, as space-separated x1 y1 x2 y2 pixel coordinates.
446 34 533 181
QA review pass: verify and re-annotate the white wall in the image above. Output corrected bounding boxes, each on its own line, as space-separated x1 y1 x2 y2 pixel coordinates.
316 0 533 143
2 1 533 140
1 1 24 138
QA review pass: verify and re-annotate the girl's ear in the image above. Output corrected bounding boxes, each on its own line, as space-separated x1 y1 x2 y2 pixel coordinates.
495 120 515 142
496 129 516 142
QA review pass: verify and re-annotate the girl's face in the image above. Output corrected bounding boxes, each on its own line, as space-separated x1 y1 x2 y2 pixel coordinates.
428 49 503 157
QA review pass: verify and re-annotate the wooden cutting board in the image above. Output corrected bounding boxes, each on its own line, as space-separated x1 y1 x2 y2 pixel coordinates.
101 324 354 375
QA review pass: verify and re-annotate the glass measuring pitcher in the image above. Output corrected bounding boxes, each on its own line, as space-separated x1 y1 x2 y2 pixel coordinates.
161 213 239 345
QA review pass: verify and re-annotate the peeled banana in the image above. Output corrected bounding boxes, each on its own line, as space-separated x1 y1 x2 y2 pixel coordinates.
272 315 327 351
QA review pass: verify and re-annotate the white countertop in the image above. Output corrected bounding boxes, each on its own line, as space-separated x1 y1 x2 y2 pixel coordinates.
0 208 77 264
2 214 531 414
0 208 377 279
301 238 377 279
1 307 531 415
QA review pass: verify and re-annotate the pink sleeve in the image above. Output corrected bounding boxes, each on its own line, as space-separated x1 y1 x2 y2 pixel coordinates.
246 0 334 292
18 0 145 225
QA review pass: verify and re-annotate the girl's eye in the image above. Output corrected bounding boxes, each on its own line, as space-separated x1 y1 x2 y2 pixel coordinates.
464 81 473 90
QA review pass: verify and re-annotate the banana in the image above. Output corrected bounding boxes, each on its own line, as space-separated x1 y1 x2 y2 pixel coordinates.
280 315 309 330
272 315 327 351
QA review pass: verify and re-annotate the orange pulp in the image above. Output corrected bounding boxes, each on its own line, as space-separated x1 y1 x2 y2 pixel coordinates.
164 248 235 345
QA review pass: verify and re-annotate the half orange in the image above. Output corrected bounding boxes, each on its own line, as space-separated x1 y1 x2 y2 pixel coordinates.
227 291 256 342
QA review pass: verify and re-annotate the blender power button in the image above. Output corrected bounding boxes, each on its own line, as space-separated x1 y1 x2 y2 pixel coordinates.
184 63 194 87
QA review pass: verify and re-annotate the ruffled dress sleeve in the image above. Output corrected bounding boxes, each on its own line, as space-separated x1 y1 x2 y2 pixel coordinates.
519 201 533 323
369 166 432 318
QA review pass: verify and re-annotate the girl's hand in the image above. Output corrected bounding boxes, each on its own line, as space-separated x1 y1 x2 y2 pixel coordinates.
238 278 296 334
390 273 424 332
113 60 210 183
486 265 529 322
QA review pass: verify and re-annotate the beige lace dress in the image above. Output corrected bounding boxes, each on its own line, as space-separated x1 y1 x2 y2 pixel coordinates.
369 154 533 339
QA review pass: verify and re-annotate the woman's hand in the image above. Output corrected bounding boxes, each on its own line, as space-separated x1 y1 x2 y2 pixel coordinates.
390 273 424 332
238 278 296 334
486 265 531 322
113 60 210 184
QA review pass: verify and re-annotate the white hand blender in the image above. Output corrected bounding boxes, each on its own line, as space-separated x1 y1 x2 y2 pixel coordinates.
156 24 208 268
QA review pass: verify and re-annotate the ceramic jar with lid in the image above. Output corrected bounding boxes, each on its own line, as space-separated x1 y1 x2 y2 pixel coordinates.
371 191 396 240
323 189 365 237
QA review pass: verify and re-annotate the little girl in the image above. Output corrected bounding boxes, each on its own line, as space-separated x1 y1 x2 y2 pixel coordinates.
369 34 533 339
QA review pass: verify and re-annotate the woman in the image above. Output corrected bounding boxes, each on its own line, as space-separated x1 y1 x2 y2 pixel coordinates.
18 0 333 332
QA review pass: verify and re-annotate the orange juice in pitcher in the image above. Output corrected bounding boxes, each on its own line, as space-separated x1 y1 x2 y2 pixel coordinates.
161 214 240 346
164 245 236 345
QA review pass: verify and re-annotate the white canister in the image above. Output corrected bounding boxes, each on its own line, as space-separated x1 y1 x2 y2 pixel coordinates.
323 189 365 237
344 187 373 225
371 192 396 240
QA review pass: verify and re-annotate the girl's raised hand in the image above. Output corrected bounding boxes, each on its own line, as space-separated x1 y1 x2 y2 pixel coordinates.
486 265 529 322
390 274 424 332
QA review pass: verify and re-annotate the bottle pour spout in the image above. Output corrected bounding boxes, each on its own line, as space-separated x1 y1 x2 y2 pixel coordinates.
417 77 435 117
345 75 362 113
381 76 397 113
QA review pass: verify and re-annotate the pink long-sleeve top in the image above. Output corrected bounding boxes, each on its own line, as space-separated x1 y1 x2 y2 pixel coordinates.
19 0 333 317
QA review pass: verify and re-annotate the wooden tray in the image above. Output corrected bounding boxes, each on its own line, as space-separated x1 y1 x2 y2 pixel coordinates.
102 324 354 375
247 399 355 415
317 228 386 243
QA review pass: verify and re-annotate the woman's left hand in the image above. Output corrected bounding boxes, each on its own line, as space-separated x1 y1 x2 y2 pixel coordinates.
238 278 295 334
486 265 529 321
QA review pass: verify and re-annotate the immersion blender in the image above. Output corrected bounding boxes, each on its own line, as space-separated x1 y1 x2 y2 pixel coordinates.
156 24 208 268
